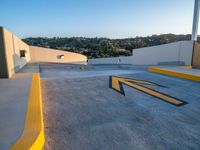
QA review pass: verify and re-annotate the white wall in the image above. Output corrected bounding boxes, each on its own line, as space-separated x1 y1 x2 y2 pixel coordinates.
88 41 193 66
179 41 194 65
88 56 133 65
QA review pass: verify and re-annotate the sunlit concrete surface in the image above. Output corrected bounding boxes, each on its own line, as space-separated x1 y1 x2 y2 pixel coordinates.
0 74 31 150
0 63 40 150
40 64 147 79
40 64 200 150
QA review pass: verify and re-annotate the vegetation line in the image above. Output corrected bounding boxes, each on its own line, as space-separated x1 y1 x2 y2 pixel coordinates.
23 34 192 59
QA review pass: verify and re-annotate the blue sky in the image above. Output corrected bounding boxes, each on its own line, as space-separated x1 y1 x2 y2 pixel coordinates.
0 0 195 38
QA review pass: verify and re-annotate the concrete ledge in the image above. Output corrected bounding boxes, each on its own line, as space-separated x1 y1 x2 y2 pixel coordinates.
148 67 200 82
180 66 200 69
180 66 193 69
10 74 45 150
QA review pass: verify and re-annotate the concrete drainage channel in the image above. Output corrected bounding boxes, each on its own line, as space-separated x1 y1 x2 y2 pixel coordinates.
10 73 45 150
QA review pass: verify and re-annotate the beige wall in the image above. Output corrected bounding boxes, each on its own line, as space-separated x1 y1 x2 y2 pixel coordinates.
0 27 30 78
193 42 200 68
29 46 87 64
0 27 87 78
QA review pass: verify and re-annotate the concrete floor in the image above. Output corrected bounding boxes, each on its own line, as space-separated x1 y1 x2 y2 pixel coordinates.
0 75 31 150
41 64 200 150
0 63 39 150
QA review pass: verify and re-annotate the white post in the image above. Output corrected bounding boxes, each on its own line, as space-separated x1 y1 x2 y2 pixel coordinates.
192 0 200 41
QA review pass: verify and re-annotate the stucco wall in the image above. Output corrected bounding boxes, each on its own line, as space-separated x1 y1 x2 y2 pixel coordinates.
132 41 193 65
193 42 200 68
88 41 193 66
29 46 87 64
0 27 87 78
0 27 30 78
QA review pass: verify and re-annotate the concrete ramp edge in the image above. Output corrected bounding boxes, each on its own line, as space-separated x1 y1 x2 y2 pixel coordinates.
10 74 45 150
148 67 200 82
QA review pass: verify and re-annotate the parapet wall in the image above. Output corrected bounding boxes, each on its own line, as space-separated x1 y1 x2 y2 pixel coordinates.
29 46 87 64
132 41 193 65
0 27 87 78
89 41 193 66
88 56 133 65
0 27 30 78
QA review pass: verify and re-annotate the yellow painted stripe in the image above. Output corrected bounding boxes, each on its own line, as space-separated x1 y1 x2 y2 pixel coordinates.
10 74 45 150
124 81 183 105
180 66 193 69
148 67 200 82
111 76 185 106
111 77 155 92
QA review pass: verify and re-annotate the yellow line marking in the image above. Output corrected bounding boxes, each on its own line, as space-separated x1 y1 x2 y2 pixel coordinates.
110 76 187 106
180 66 193 69
148 67 200 82
180 66 200 70
10 73 45 150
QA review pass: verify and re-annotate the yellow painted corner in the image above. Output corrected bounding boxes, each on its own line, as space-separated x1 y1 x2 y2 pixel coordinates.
10 73 45 150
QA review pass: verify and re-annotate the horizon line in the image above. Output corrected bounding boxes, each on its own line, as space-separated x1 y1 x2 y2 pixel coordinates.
22 33 194 40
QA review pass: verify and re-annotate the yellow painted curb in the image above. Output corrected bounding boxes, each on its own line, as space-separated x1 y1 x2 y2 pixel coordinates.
10 74 45 150
180 66 200 70
148 67 200 82
180 66 193 69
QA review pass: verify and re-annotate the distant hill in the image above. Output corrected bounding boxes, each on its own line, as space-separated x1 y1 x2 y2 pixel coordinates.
23 34 192 59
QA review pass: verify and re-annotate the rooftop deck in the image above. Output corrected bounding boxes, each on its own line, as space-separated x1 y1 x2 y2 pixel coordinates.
0 74 31 150
39 63 200 150
1 63 200 149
